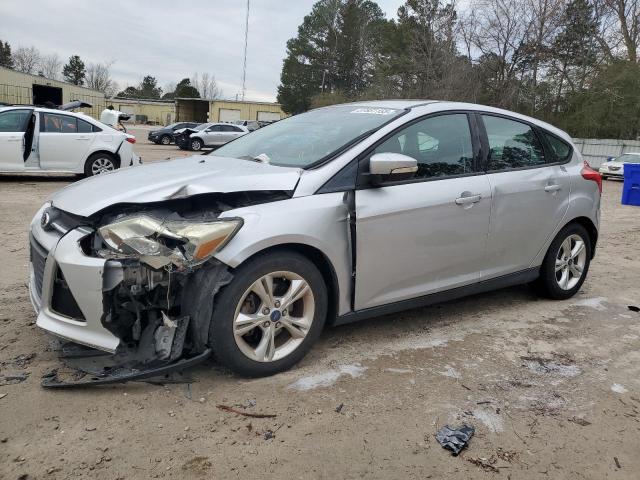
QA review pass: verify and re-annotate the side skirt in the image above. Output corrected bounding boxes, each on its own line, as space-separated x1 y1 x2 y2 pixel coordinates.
334 267 540 326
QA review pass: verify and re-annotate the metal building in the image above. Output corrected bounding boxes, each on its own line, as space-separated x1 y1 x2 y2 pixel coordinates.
175 98 285 123
0 66 106 118
109 98 176 125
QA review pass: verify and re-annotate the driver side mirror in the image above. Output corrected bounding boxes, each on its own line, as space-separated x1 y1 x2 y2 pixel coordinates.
368 152 418 185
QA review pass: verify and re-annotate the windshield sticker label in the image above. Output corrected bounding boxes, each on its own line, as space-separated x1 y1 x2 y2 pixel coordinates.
350 108 397 115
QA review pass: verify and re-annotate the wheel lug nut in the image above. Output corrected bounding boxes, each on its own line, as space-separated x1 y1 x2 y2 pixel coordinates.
283 310 288 316
274 300 281 308
263 321 270 327
275 322 281 328
262 307 270 315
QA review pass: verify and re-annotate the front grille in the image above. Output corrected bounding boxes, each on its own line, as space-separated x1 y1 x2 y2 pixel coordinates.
29 234 48 300
610 166 621 171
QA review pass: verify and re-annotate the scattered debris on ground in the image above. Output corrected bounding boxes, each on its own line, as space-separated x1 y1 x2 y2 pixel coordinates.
0 372 29 386
467 455 500 473
217 404 277 418
182 456 212 473
435 424 475 455
628 305 639 312
568 416 592 426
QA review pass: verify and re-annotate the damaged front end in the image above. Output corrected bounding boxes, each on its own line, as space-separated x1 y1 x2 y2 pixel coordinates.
39 191 287 387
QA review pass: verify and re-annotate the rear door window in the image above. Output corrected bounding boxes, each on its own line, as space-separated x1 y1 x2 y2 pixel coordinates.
77 118 94 133
0 109 31 132
42 113 78 133
540 131 572 162
482 115 545 170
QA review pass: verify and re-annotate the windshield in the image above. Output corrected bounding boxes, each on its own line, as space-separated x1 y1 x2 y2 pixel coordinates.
210 105 405 168
615 154 640 163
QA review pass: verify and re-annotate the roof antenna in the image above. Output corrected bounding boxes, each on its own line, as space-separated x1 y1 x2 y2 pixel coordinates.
241 0 250 101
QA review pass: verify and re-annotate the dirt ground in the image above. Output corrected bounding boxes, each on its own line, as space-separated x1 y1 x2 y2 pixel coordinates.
1 128 639 479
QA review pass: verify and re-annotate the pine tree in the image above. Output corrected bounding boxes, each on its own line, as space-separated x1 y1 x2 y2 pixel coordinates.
62 55 86 85
0 40 14 69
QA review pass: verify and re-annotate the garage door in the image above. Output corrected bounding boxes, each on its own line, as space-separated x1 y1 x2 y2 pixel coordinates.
219 108 241 122
257 111 281 122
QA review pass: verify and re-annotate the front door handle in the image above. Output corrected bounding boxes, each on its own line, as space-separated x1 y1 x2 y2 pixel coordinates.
455 193 482 205
544 184 561 193
75 137 91 141
7 137 21 142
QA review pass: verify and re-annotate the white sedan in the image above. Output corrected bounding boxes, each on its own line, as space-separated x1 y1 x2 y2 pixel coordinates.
599 152 640 180
0 105 141 176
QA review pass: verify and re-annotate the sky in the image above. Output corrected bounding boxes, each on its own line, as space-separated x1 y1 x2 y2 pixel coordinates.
0 0 409 102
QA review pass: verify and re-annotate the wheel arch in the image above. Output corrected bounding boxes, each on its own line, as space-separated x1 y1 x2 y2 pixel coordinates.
564 216 598 258
230 243 341 327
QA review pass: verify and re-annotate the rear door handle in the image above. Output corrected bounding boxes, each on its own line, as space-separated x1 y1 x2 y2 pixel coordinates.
75 137 91 141
7 137 21 142
455 194 482 205
544 184 561 192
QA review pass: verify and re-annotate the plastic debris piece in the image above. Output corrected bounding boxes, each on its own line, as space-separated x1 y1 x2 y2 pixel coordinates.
628 305 640 313
436 424 475 455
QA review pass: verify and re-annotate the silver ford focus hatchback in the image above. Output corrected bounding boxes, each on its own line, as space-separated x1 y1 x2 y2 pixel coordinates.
29 101 601 382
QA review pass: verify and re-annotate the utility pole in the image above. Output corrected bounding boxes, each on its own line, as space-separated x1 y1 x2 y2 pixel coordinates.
241 0 250 101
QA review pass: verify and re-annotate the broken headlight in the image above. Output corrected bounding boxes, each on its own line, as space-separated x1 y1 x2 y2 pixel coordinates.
97 214 242 269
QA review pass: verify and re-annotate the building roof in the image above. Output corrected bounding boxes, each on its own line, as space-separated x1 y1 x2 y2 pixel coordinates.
0 65 104 95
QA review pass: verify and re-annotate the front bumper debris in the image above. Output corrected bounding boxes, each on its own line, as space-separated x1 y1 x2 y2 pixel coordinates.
41 348 211 388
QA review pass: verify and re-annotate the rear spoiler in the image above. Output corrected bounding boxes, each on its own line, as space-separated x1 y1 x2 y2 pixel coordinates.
60 100 93 111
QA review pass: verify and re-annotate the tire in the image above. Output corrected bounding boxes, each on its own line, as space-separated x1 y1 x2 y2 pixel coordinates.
190 138 203 151
534 223 591 300
209 251 328 377
84 153 118 177
160 134 172 145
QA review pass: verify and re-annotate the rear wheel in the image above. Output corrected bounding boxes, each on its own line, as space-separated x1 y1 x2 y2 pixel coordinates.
84 153 118 177
160 134 171 145
208 251 328 377
190 138 203 151
535 223 591 300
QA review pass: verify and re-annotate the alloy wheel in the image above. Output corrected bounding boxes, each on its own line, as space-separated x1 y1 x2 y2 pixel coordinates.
233 271 315 362
91 157 115 175
161 135 171 145
555 234 587 290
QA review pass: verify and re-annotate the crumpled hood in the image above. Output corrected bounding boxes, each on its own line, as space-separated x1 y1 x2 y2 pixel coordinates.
51 155 302 217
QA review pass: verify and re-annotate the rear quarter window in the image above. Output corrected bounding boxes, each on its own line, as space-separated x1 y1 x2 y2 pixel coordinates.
541 131 572 162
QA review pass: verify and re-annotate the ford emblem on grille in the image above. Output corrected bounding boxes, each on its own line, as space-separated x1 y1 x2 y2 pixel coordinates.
41 210 52 230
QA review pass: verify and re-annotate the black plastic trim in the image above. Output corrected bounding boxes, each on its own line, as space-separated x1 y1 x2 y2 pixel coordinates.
334 267 540 326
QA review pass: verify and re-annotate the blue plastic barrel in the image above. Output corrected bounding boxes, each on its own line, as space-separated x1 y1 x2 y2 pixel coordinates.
622 163 640 206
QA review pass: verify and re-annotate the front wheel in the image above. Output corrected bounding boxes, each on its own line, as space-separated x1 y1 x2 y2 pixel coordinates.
208 251 328 377
534 223 591 300
190 138 203 151
160 134 172 145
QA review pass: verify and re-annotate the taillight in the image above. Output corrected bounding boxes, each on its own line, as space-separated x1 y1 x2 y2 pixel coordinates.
126 137 136 144
581 160 602 193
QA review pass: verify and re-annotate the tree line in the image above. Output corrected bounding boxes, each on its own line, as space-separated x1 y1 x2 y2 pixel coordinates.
0 40 221 101
277 0 640 139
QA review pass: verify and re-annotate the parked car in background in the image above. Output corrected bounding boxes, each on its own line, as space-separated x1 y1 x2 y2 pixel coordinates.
234 120 260 131
182 122 249 151
148 122 200 145
599 152 640 180
28 100 600 384
174 123 211 150
0 105 141 176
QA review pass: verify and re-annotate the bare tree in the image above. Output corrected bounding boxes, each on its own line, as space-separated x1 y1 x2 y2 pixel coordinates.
86 61 118 97
191 72 221 99
13 46 41 74
39 53 62 80
604 0 640 62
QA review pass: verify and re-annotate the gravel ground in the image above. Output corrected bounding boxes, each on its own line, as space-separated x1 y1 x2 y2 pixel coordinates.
1 130 639 479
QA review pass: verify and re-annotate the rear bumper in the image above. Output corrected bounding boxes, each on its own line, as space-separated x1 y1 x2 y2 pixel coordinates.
29 210 120 353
